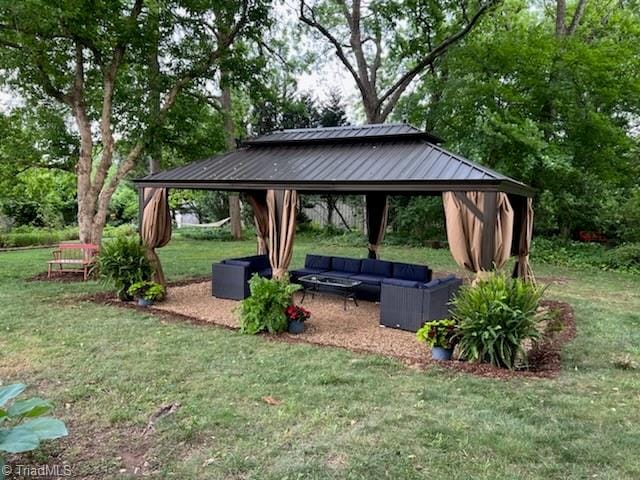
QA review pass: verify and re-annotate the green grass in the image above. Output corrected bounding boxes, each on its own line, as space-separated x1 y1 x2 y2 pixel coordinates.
1 237 639 479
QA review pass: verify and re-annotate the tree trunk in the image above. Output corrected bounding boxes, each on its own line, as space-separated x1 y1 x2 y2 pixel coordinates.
147 5 161 175
220 69 242 240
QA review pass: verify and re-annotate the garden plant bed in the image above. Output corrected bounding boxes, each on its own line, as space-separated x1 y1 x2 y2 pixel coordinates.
87 279 576 379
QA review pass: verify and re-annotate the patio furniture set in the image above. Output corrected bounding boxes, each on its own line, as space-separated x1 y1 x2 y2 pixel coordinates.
211 253 462 332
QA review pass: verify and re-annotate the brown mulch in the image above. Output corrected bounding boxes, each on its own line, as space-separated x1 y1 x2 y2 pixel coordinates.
84 278 576 380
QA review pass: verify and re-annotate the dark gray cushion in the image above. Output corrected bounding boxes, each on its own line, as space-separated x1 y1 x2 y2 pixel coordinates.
290 267 326 278
258 268 272 279
438 274 457 283
331 257 361 274
305 254 332 270
392 262 430 282
422 279 441 289
323 270 355 279
224 260 251 267
350 273 386 286
382 278 421 288
361 259 393 277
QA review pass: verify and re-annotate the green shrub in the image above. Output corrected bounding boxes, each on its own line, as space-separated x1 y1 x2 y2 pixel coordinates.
0 383 68 465
0 226 79 248
604 243 640 272
176 227 236 241
97 236 153 300
103 224 137 238
238 275 301 334
452 272 547 369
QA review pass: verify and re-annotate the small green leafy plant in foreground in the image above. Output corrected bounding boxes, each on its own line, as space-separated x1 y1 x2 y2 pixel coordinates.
239 275 301 334
451 272 547 369
128 281 166 302
0 384 68 466
416 319 457 349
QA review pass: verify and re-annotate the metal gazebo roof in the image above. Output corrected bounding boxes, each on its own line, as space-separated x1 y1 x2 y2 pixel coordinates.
134 124 534 197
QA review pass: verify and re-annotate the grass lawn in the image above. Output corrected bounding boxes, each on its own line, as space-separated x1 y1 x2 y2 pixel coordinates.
1 235 639 479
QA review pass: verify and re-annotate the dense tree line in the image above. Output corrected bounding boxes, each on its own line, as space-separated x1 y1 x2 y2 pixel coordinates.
1 0 638 243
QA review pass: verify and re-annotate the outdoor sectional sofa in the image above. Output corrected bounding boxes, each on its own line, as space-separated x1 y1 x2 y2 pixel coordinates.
211 254 272 300
289 254 433 302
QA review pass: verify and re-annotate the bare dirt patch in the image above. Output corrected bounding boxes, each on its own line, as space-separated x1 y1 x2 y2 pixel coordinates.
27 271 92 283
86 278 576 379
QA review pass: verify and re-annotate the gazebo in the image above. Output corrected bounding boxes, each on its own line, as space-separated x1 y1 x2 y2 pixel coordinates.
133 124 535 286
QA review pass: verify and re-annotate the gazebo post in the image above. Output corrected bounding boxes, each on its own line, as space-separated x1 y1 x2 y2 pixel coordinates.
480 191 498 271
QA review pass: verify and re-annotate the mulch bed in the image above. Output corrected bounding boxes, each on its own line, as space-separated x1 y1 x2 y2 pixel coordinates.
82 278 576 380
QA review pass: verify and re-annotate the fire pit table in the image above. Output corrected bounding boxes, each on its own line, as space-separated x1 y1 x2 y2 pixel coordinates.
297 274 362 311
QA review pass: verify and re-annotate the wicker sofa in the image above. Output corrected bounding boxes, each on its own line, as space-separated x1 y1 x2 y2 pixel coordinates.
379 275 463 332
211 254 272 300
290 254 433 302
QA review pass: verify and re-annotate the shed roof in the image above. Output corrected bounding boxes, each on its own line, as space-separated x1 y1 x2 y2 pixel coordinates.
135 124 533 197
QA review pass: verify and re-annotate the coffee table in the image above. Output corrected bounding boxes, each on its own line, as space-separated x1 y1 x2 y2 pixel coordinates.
297 274 362 311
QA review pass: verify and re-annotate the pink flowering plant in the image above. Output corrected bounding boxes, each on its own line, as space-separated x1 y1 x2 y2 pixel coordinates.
285 305 311 322
416 319 458 349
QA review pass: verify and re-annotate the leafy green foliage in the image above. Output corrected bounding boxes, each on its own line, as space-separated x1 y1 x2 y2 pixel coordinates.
97 237 152 300
0 383 67 459
532 238 640 273
452 273 547 369
394 0 640 242
605 243 640 272
127 281 166 302
238 275 301 334
416 319 457 349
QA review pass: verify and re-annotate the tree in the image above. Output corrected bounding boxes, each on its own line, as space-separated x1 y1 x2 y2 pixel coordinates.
299 0 499 123
394 0 640 239
319 90 348 127
0 0 271 244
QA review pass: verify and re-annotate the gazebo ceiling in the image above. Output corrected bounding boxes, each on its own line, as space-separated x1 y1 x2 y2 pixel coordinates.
134 124 534 197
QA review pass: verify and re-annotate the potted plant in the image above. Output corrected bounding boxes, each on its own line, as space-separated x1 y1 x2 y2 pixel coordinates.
285 304 311 334
128 281 165 307
416 319 458 361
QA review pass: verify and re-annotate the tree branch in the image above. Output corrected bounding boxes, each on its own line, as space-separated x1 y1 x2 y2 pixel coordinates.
567 0 588 35
299 0 369 99
377 0 499 110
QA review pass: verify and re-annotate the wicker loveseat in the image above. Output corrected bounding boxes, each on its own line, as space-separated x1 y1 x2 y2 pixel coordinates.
211 255 272 300
379 275 463 332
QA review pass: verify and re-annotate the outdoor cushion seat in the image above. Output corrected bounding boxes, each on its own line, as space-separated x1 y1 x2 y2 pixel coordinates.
258 268 273 279
349 273 387 286
392 262 432 283
330 256 361 274
422 279 440 288
289 267 327 279
360 258 393 277
381 277 422 288
305 254 332 271
322 270 356 279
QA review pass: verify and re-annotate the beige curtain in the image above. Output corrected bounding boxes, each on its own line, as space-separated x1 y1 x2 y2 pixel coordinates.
246 191 269 255
442 191 514 273
141 188 172 287
267 189 298 279
516 197 535 283
365 193 389 259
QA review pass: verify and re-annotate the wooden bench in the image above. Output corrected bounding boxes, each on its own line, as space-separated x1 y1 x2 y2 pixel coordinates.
47 243 99 281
